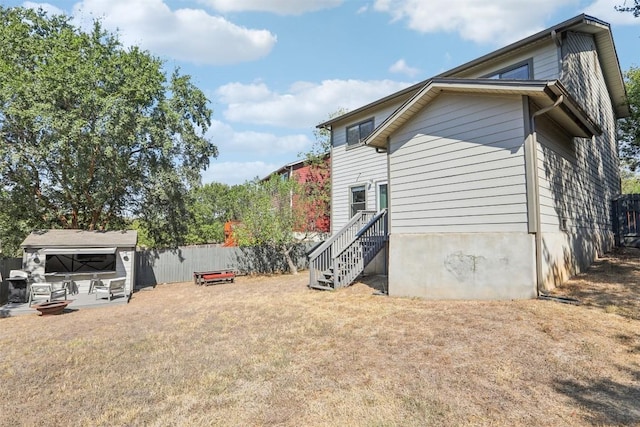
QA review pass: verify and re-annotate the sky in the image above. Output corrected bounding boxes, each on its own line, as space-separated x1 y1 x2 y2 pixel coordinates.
4 0 640 185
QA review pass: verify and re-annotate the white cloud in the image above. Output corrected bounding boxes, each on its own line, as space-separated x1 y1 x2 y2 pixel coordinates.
22 2 65 16
208 120 312 155
216 78 413 129
202 160 281 185
203 0 343 15
585 0 640 25
71 0 276 65
372 0 579 44
389 59 420 77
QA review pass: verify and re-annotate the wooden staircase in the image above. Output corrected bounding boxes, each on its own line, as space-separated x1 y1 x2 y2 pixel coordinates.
308 209 387 290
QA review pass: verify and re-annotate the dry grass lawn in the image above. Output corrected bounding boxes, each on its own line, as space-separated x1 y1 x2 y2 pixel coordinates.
1 249 639 426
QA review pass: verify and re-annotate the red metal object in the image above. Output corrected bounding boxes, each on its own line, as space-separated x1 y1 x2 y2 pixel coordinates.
33 300 72 316
223 221 240 247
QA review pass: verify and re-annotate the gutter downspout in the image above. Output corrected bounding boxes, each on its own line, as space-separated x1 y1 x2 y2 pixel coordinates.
526 94 564 296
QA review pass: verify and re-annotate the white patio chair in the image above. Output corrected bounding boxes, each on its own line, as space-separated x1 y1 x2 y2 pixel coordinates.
28 283 67 307
94 278 126 301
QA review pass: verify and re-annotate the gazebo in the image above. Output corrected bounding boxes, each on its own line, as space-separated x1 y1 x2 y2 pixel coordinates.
20 229 137 298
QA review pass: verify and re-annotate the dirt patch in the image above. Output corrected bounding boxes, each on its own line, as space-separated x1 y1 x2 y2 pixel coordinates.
0 253 638 426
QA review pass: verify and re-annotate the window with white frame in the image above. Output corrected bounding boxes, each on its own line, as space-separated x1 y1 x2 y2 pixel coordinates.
350 185 366 217
377 182 388 211
346 118 374 146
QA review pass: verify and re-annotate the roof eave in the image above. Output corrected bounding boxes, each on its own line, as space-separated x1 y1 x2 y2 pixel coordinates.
545 83 602 137
364 80 599 148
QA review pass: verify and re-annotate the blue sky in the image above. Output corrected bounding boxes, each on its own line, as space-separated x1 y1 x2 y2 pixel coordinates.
6 0 640 185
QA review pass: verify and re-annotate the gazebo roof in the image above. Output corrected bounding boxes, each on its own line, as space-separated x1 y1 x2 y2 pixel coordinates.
21 230 138 248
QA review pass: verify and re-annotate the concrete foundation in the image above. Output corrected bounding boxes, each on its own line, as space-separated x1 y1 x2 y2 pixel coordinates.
388 233 537 300
540 229 614 291
363 245 387 276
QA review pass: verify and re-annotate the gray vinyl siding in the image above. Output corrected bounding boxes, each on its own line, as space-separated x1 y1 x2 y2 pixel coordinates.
331 104 397 231
536 120 616 234
555 31 621 231
536 116 578 231
447 41 559 80
389 93 528 233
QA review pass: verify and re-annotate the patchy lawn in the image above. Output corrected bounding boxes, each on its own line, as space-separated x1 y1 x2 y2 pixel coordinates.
0 250 639 426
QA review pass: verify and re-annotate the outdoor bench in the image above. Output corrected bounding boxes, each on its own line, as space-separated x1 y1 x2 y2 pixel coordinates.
193 270 236 286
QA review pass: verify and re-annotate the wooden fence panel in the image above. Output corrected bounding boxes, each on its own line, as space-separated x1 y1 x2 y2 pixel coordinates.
612 194 640 247
134 244 314 288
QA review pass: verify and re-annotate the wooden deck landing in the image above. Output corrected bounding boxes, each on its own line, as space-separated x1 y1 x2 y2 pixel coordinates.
0 291 129 317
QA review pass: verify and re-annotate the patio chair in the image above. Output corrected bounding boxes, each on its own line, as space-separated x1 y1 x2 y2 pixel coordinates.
28 283 67 307
94 278 126 301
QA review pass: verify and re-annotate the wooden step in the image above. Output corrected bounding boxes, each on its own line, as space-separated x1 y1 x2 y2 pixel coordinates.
309 283 335 291
317 276 333 284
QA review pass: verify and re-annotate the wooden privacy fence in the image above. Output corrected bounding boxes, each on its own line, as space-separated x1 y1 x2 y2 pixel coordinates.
1 243 316 303
135 243 316 288
612 194 640 247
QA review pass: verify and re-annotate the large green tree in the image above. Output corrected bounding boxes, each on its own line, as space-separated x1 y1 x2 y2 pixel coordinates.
619 67 640 172
0 7 216 254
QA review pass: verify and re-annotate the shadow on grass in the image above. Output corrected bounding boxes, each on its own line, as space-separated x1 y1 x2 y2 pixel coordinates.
554 369 640 426
355 274 388 294
555 248 640 320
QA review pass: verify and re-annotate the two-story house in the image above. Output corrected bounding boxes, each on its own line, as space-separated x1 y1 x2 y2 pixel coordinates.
309 14 629 300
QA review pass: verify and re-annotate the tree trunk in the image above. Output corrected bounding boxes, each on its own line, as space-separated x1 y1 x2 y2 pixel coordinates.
282 246 298 275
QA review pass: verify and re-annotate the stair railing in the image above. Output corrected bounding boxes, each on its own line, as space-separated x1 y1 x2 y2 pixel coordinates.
334 209 387 288
309 209 387 289
308 210 376 288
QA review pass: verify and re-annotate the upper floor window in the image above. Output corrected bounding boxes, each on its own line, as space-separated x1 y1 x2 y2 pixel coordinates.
346 118 374 146
485 60 531 80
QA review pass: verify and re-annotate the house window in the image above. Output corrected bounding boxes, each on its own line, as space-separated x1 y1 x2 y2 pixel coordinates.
485 60 531 80
45 253 116 273
377 182 388 211
346 118 374 146
350 185 366 217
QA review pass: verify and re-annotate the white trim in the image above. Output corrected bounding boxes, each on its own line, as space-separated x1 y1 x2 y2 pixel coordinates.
42 247 117 255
